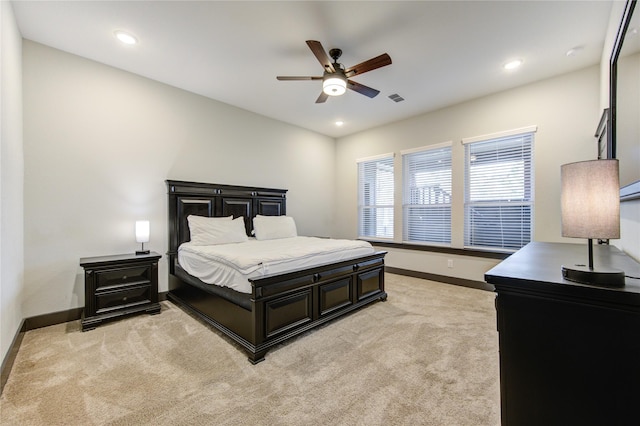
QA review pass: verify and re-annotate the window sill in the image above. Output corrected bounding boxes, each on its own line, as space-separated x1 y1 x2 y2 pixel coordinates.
365 240 511 260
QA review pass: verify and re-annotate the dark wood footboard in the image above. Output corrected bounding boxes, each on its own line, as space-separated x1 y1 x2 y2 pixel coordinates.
168 251 386 363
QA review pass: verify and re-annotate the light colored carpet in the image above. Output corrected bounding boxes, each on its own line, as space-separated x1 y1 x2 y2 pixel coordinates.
0 273 500 425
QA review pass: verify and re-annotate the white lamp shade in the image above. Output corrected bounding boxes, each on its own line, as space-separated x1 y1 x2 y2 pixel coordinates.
135 220 150 243
561 159 620 239
323 75 347 96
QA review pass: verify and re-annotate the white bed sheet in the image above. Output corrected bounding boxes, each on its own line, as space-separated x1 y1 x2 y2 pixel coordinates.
178 236 375 294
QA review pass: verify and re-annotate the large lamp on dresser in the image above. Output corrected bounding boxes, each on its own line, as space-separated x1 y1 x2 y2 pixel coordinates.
560 159 625 286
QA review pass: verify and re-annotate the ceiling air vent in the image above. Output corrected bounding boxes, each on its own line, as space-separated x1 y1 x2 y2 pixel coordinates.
388 93 405 103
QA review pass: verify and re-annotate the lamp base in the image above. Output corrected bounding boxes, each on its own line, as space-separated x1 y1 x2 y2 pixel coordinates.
561 265 625 287
135 250 150 255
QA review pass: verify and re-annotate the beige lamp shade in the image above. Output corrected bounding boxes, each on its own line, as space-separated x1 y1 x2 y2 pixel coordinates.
135 220 150 243
561 159 620 239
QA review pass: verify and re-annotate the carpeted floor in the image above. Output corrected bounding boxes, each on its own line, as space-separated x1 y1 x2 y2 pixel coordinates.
0 273 500 425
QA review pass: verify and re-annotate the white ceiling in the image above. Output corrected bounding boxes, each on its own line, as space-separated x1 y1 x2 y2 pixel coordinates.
11 0 613 138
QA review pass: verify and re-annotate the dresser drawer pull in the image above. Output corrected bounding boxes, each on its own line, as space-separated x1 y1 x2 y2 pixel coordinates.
122 275 128 280
122 296 128 302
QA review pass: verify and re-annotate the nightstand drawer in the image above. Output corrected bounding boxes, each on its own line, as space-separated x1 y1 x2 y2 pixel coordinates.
96 284 151 314
95 265 151 291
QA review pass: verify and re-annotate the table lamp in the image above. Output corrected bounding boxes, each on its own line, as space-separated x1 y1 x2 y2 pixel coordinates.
560 159 624 286
135 220 150 255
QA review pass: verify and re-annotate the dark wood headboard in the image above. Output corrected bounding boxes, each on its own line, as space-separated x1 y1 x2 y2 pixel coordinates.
166 180 287 274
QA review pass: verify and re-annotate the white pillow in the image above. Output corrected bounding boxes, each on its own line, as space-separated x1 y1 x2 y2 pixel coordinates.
253 215 297 240
187 215 248 245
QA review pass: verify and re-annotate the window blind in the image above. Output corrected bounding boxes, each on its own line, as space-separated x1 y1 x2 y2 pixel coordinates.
357 155 394 239
402 145 452 244
464 132 534 251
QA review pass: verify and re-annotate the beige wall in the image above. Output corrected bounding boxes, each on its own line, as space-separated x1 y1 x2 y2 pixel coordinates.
334 66 602 281
1 1 24 362
22 41 336 318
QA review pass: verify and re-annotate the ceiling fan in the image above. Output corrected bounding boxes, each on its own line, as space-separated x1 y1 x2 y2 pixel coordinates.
277 40 392 103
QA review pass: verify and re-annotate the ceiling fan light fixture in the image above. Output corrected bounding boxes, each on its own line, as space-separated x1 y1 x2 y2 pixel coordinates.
323 74 347 96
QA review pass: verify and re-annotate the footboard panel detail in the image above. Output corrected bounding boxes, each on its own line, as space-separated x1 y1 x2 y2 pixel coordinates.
168 251 387 363
265 290 313 338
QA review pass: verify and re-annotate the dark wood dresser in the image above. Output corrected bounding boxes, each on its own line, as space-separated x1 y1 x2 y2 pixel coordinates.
80 252 161 331
485 242 640 426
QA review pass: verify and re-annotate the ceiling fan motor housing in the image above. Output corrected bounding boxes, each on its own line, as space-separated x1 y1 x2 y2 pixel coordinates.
329 48 343 62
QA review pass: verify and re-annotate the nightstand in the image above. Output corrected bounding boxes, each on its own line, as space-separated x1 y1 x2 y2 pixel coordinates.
80 252 161 331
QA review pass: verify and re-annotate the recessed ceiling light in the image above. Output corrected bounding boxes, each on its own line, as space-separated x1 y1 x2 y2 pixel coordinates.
335 121 344 127
503 59 523 70
566 46 584 57
114 30 137 45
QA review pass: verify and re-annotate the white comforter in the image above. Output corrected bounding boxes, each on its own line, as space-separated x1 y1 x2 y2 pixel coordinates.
178 236 375 293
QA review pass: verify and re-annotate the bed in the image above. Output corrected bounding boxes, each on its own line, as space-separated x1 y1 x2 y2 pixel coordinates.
166 180 387 363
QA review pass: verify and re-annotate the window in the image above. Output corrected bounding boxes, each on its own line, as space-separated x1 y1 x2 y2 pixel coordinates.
357 154 394 239
464 128 535 251
402 143 452 244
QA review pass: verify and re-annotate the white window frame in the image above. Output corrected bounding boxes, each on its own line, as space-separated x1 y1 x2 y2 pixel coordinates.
401 142 452 245
357 153 395 240
463 126 536 252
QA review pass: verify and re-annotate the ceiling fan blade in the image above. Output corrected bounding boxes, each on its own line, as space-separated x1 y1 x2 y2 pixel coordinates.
344 53 392 78
306 40 335 73
277 76 323 81
347 80 380 98
315 92 329 104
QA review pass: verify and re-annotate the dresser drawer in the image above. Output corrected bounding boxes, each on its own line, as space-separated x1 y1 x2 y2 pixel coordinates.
95 284 152 314
95 265 151 291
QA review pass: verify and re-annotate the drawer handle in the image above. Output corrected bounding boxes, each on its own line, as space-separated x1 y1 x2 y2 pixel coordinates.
313 273 321 283
122 275 128 280
122 296 128 302
353 264 360 272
